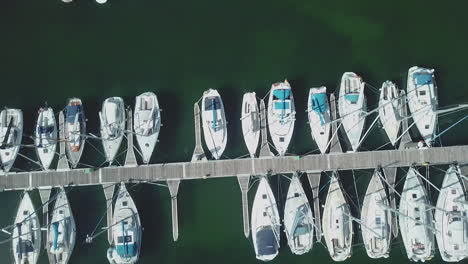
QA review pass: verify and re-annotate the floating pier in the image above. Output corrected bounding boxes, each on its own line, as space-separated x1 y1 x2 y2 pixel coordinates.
167 179 180 241
191 103 206 161
125 109 138 167
237 174 250 238
102 183 115 244
258 99 272 157
306 172 322 241
57 111 70 171
329 94 342 153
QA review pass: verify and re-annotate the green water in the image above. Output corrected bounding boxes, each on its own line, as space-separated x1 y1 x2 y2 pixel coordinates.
1 0 468 263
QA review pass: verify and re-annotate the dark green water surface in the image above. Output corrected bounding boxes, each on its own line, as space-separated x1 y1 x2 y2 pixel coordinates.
1 0 468 263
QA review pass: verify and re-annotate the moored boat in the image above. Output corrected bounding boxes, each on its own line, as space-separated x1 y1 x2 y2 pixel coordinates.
322 172 353 261
251 176 281 261
241 92 260 158
107 183 142 264
307 86 331 154
64 98 86 168
133 92 161 164
0 108 23 172
267 80 295 156
201 89 227 160
338 72 366 152
283 174 314 255
378 81 402 146
399 167 435 262
406 66 438 146
35 107 57 170
100 97 125 165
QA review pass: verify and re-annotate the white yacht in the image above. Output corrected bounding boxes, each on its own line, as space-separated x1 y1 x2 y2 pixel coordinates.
107 183 142 264
133 92 161 164
12 192 41 264
406 66 438 146
338 72 366 152
35 107 57 170
64 98 86 168
241 92 260 158
360 169 391 258
0 108 23 172
434 165 468 262
201 89 227 160
251 176 281 261
47 187 76 264
399 167 435 262
100 97 125 165
322 172 353 261
283 174 314 255
378 81 402 146
267 80 295 156
307 86 331 154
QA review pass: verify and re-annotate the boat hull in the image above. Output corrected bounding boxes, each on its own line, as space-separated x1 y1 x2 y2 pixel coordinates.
35 107 57 170
201 89 227 160
241 92 260 158
100 97 125 165
64 98 86 169
378 81 402 146
308 87 331 154
134 92 161 164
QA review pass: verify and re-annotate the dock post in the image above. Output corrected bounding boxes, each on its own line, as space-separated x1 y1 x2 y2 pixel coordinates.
38 188 52 248
167 180 180 241
57 111 70 171
125 109 138 167
191 103 206 161
399 91 413 150
102 183 115 245
329 94 342 153
306 172 322 241
258 99 272 157
382 167 399 238
237 175 250 238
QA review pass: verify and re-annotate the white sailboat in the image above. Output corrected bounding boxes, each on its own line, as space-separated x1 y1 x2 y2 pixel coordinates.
434 165 468 262
251 176 281 261
64 98 86 169
47 187 76 264
399 167 435 262
283 174 314 255
133 92 161 164
107 183 142 264
338 72 366 152
0 108 23 172
307 87 331 154
360 169 391 258
201 89 227 160
35 107 57 170
100 97 125 165
406 66 438 146
267 80 295 156
12 192 41 264
241 92 260 158
378 81 402 146
322 172 353 261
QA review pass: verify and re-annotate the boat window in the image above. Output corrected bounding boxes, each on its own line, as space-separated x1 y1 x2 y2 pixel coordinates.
415 207 419 212
117 235 133 243
23 210 28 215
279 137 284 142
320 132 324 135
122 201 128 206
412 193 417 199
425 125 429 129
375 217 381 225
419 91 426 96
245 104 250 113
415 217 421 221
262 194 267 199
294 193 299 198
451 189 457 195
336 219 339 224
59 210 63 214
263 212 267 217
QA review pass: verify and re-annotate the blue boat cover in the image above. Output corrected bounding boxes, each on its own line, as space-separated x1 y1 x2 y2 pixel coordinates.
311 93 328 125
414 73 432 86
345 94 359 103
204 96 221 111
66 105 82 123
256 227 278 256
116 221 136 257
273 89 290 100
274 101 290 110
52 222 59 250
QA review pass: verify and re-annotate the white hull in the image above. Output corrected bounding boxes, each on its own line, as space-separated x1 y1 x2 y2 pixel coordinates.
12 192 41 264
360 169 391 258
241 92 260 158
134 92 161 164
406 66 438 146
100 97 125 164
35 107 57 170
399 167 435 262
267 80 295 156
378 81 402 146
64 98 86 169
283 175 314 255
48 187 76 264
107 183 142 264
434 165 468 262
338 72 366 152
0 108 23 172
322 172 353 261
251 177 280 261
308 87 331 154
201 89 227 160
